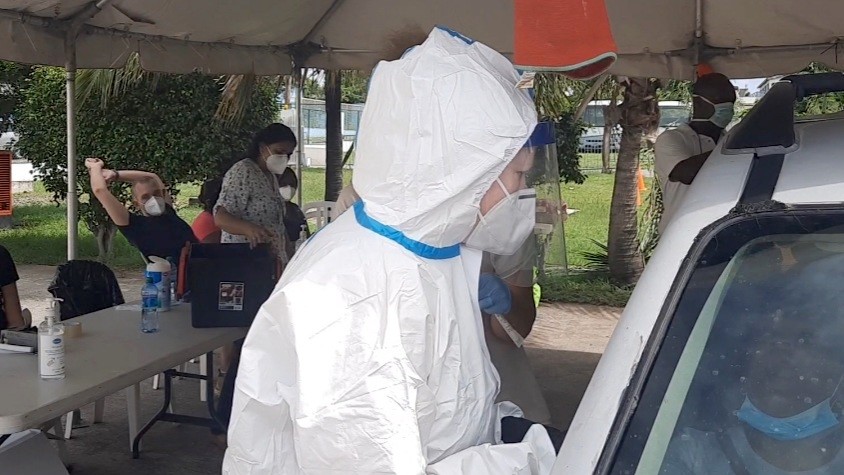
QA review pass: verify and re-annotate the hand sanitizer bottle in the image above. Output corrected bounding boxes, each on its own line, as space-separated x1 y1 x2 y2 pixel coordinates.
39 299 66 380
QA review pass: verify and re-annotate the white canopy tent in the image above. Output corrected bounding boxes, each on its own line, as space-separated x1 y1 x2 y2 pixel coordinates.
0 0 843 258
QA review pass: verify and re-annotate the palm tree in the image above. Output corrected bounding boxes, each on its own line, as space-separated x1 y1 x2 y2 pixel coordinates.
607 77 659 286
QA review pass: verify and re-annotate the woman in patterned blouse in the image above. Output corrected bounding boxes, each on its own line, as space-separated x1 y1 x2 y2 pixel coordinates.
214 123 297 266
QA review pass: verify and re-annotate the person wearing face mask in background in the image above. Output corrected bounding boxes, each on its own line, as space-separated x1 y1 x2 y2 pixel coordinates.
277 167 309 259
223 28 560 475
214 123 295 267
654 73 736 232
210 123 296 448
85 158 197 263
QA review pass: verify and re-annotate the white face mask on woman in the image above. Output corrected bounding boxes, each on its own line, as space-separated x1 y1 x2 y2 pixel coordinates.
263 146 290 174
279 186 296 201
464 179 536 255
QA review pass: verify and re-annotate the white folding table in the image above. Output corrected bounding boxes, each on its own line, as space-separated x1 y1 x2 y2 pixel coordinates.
0 303 246 455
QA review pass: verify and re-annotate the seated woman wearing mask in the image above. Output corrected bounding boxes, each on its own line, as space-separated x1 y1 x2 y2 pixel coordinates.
214 123 295 267
85 158 197 263
277 167 309 259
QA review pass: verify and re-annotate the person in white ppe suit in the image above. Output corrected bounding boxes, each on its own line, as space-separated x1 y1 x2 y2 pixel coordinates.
332 181 553 425
223 27 558 474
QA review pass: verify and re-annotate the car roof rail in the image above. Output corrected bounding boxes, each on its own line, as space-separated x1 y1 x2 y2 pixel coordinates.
723 72 844 156
783 72 844 100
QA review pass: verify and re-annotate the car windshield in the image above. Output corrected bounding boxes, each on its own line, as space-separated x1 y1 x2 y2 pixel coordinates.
609 212 844 475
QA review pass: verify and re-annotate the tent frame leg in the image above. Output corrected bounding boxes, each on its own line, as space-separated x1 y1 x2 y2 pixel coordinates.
65 33 78 261
63 0 114 261
295 66 305 207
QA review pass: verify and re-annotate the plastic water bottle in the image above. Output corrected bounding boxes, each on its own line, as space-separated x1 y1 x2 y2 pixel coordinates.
38 298 66 380
141 277 160 333
146 256 171 312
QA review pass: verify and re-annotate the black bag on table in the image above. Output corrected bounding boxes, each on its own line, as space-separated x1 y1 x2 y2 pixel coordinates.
186 243 278 328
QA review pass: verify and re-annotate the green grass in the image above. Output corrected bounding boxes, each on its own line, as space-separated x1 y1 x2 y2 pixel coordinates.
562 173 614 268
548 171 656 307
540 271 633 308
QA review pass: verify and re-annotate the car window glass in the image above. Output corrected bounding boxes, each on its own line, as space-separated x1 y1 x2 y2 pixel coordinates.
609 214 844 475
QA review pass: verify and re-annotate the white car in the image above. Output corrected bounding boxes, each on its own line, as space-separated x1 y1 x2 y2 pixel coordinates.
553 72 844 473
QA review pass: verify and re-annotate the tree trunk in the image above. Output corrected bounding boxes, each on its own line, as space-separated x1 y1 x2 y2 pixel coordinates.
607 78 657 286
324 69 344 201
601 125 612 174
95 223 117 262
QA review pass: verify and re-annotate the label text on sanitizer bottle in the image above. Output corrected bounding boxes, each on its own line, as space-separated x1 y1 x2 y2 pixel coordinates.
39 336 65 378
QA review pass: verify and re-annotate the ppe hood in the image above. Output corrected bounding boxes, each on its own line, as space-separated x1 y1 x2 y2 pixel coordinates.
353 27 538 249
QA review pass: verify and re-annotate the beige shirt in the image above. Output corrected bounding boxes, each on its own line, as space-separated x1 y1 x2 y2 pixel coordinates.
654 124 718 231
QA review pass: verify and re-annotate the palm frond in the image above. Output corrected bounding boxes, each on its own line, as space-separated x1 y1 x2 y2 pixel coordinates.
76 53 156 109
637 148 663 261
215 74 258 125
580 239 610 271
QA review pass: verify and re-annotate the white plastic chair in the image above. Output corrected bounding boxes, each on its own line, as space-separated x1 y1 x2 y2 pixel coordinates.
302 201 337 231
63 400 105 440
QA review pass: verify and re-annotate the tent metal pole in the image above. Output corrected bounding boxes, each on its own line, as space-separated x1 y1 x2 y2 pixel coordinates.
63 0 114 260
65 33 78 261
693 0 703 66
296 67 304 207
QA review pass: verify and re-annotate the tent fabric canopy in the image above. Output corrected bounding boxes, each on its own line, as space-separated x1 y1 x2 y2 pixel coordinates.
606 0 844 79
0 0 843 78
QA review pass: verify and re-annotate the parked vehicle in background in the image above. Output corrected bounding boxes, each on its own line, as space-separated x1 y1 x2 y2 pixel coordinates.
578 100 690 153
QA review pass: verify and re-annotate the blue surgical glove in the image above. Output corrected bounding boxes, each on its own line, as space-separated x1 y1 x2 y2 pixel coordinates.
478 273 512 315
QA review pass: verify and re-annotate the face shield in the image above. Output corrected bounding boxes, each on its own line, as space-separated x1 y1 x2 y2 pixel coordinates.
465 122 560 257
466 121 567 271
524 121 568 275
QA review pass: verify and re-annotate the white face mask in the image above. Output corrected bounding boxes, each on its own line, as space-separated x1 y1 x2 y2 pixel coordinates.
144 196 166 216
263 146 290 174
464 179 536 255
279 185 296 201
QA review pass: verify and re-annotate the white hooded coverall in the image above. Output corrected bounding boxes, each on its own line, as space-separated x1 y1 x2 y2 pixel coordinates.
223 27 556 475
